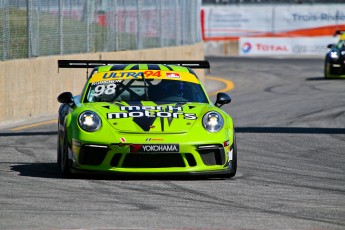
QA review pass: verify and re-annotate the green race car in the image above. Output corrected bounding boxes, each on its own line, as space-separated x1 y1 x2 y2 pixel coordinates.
324 30 345 79
57 60 236 178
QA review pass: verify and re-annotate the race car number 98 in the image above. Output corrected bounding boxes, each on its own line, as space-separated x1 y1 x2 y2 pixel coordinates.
94 84 117 96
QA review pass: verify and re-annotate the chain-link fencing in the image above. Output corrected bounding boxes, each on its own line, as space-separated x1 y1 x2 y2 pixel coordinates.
0 0 202 60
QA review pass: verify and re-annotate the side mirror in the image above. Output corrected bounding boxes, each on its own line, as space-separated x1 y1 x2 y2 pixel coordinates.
215 92 231 108
57 92 74 104
327 44 335 49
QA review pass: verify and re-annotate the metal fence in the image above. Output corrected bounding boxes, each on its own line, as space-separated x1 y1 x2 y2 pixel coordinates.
0 0 202 60
202 0 345 4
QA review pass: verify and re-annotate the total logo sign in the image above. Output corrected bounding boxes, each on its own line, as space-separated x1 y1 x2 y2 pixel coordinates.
241 42 252 53
239 38 292 55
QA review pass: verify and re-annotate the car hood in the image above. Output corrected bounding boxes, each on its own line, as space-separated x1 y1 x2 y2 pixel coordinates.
88 102 211 133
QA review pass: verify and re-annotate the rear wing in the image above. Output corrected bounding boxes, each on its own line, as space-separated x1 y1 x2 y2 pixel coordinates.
58 60 210 70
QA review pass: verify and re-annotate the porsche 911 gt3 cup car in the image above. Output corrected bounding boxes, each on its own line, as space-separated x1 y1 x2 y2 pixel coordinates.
57 60 236 178
324 30 345 79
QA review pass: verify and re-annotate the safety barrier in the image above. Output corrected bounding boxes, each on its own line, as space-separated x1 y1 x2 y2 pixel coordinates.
0 42 205 126
202 4 345 56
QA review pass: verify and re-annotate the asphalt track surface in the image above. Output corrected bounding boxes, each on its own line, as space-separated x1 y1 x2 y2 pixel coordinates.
1 56 344 230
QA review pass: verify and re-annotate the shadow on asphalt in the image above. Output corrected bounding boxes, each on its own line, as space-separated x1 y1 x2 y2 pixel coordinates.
1 126 345 137
10 163 232 181
305 77 345 81
11 163 61 179
236 127 345 134
0 131 57 136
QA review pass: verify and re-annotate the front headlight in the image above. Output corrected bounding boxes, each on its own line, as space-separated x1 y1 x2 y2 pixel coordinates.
330 51 339 59
78 111 102 132
202 111 224 132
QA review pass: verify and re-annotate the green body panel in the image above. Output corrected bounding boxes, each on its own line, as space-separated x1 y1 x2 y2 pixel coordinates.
64 101 234 174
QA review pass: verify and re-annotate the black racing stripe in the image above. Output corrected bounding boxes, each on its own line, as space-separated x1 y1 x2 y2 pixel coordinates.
110 64 128 71
130 65 139 70
188 68 196 75
147 64 161 70
160 117 164 132
164 65 173 71
125 102 157 132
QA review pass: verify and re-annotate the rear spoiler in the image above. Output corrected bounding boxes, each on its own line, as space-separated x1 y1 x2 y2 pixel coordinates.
58 60 210 69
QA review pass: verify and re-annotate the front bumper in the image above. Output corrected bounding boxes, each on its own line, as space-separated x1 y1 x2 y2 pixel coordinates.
69 139 234 175
325 60 345 78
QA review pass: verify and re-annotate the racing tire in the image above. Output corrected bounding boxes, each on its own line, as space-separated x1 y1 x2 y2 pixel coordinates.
59 132 72 178
324 60 330 79
57 135 61 167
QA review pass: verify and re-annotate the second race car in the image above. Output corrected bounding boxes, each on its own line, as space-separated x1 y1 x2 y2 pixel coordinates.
324 30 345 79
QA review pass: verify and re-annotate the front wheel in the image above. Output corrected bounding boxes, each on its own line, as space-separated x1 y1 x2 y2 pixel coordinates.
324 60 330 79
228 137 237 178
58 132 72 178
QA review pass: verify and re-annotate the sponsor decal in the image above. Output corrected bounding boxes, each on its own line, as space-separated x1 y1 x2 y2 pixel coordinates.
240 38 292 55
144 70 161 77
146 138 164 142
103 72 141 79
166 72 180 78
292 12 345 22
107 105 197 120
121 105 182 111
120 137 126 143
91 80 123 86
102 71 161 79
223 140 230 147
241 42 252 53
256 43 289 52
228 149 233 161
130 144 179 153
292 45 327 54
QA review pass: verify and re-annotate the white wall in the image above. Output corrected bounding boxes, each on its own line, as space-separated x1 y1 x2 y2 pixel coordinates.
202 4 345 56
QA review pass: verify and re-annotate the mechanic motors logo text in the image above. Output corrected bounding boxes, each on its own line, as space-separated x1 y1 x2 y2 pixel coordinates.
241 42 252 53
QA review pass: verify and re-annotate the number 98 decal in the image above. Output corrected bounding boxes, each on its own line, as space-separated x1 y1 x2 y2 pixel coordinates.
94 84 117 96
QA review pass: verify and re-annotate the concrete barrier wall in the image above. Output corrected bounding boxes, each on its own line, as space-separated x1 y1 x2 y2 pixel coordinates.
204 41 239 56
0 42 205 126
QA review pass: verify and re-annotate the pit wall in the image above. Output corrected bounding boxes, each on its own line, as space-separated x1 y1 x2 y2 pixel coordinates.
0 42 205 126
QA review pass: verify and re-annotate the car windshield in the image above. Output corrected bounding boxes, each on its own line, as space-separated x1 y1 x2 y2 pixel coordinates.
85 78 208 103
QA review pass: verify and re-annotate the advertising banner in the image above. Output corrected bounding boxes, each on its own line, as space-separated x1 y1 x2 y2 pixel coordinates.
202 5 345 40
239 36 337 56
